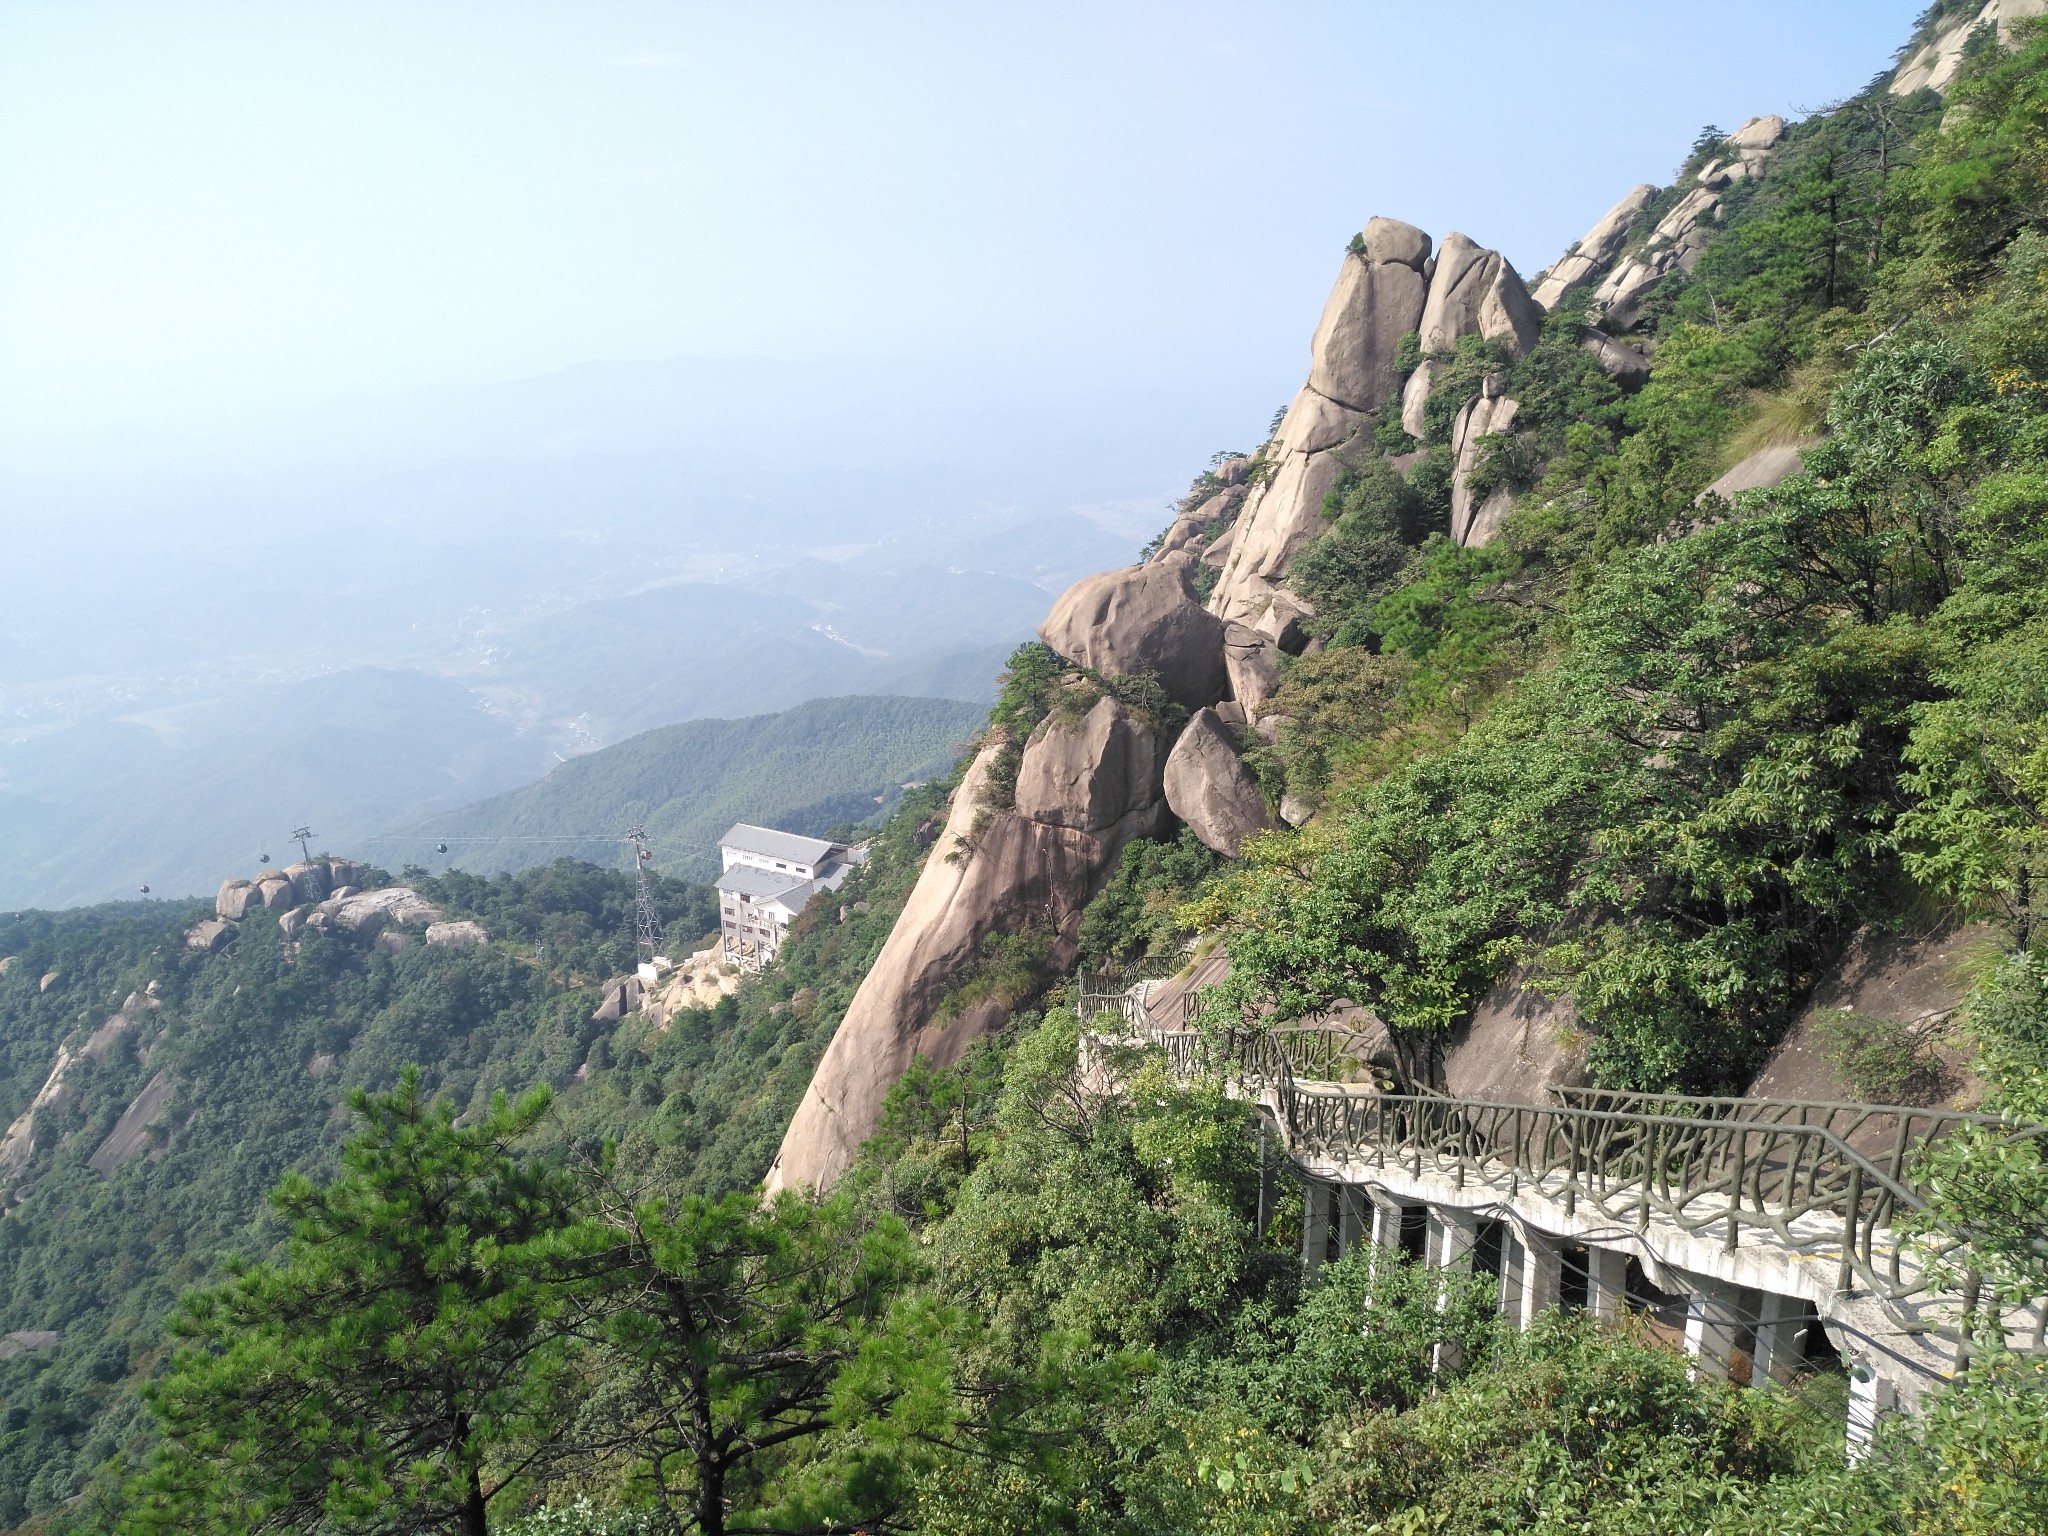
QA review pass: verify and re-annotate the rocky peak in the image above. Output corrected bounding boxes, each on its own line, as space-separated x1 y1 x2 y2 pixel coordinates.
1892 0 2048 96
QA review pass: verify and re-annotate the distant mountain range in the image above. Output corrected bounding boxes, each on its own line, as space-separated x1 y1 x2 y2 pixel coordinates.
381 694 988 881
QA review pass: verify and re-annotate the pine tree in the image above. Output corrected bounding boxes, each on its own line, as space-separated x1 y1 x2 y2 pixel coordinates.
123 1068 585 1536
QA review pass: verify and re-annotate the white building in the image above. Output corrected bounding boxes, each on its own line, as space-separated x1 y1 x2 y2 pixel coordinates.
715 824 866 970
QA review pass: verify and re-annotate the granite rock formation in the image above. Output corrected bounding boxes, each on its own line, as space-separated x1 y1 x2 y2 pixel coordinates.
766 726 1172 1191
1164 708 1280 858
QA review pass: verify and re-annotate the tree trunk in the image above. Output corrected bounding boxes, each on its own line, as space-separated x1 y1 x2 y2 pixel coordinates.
696 1456 726 1536
463 1462 489 1536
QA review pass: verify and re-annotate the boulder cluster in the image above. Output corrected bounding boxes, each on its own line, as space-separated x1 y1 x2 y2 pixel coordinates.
1587 117 1786 329
769 117 1828 1190
191 859 484 956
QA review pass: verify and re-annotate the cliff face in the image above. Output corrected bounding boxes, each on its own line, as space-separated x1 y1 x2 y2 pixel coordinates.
764 734 1164 1192
766 26 2005 1187
769 212 1566 1188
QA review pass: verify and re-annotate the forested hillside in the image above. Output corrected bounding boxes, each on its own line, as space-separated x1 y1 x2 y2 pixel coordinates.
388 695 984 879
0 789 952 1528
10 7 2048 1535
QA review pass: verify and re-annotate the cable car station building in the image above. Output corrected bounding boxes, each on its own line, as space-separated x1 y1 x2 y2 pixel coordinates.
715 824 864 971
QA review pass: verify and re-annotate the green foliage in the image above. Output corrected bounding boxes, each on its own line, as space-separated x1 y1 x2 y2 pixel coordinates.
1917 20 2048 272
1077 830 1222 968
1813 1008 1951 1102
124 1071 582 1536
1905 950 2048 1299
567 1177 949 1536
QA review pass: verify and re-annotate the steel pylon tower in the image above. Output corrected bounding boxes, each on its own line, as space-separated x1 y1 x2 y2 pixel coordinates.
625 826 659 965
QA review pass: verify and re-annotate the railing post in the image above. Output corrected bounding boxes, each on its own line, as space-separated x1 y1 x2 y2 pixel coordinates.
1846 1359 1896 1462
1836 1164 1864 1299
1256 1125 1274 1237
1956 1269 1982 1370
1726 1131 1745 1253
1750 1291 1802 1388
1513 1223 1561 1329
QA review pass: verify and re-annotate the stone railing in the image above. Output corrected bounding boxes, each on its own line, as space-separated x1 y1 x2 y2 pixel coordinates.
1122 1019 2047 1350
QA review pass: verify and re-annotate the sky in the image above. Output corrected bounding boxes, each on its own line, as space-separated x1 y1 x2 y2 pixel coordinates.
0 0 1931 471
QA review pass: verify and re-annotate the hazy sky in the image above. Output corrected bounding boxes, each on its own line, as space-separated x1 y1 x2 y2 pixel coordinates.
0 1 1926 464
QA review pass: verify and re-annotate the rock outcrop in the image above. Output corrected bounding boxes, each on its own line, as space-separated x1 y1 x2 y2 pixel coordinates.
1308 217 1433 412
1163 709 1279 858
1449 381 1521 548
216 879 262 921
88 1070 173 1175
1590 117 1786 330
425 920 489 948
767 733 1166 1192
1212 217 1545 626
1531 185 1658 309
1578 327 1650 389
1222 623 1283 720
1892 0 2048 96
1013 695 1169 840
2 990 158 1195
319 886 440 934
1038 552 1229 710
1440 975 1588 1104
185 918 236 953
1696 441 1815 505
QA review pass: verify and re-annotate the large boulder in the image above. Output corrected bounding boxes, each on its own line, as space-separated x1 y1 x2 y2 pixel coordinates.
1449 384 1521 547
1531 185 1657 310
1013 695 1168 837
1441 974 1588 1103
1273 387 1367 455
1200 520 1238 569
1164 708 1281 858
1696 441 1812 504
1360 214 1432 270
1206 442 1345 625
1039 552 1228 710
1578 326 1650 389
185 919 236 954
326 858 366 890
1223 623 1283 718
1306 220 1431 412
1210 219 1440 627
216 879 261 921
284 861 331 904
255 874 296 911
425 920 489 948
321 886 441 934
767 742 1154 1191
1417 234 1541 361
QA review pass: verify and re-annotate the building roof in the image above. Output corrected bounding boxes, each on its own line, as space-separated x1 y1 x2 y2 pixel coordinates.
718 823 841 867
761 878 825 918
715 864 811 902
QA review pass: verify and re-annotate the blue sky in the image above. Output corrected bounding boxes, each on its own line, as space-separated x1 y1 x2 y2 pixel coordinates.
0 1 1928 460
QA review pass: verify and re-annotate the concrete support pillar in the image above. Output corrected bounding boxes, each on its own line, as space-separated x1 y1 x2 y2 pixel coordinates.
1301 1180 1332 1278
1497 1228 1523 1320
1587 1247 1628 1322
1337 1186 1365 1257
1846 1359 1896 1461
1428 1207 1479 1273
1429 1207 1480 1374
1367 1193 1404 1253
1515 1227 1562 1330
1684 1280 1745 1384
1750 1292 1800 1387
